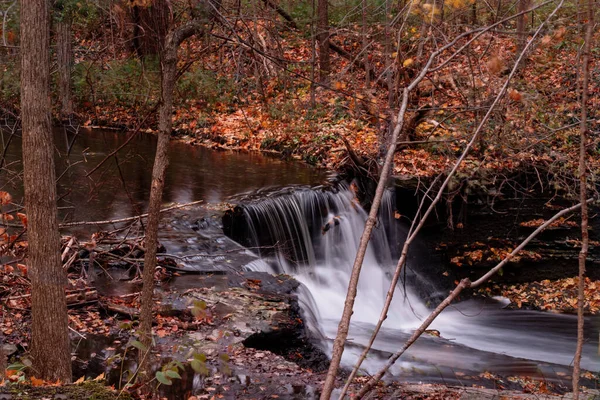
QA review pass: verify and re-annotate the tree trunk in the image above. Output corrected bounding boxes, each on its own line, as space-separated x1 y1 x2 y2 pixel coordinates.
572 1 594 398
20 0 72 382
317 0 330 80
138 47 176 362
516 0 530 54
137 18 206 373
57 17 73 119
362 0 369 88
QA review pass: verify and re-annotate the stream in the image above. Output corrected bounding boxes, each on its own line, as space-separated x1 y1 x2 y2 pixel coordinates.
2 128 599 392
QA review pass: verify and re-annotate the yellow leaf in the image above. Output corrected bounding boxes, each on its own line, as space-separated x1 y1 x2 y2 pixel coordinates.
94 372 105 381
403 58 414 67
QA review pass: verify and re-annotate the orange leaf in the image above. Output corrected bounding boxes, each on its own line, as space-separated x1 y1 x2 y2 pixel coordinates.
156 329 167 338
0 191 11 205
2 213 14 221
17 264 27 277
16 213 27 228
508 89 522 102
30 376 45 387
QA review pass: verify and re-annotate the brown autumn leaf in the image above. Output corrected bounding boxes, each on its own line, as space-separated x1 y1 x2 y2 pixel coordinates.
30 377 45 387
16 213 27 228
156 329 168 338
487 56 504 75
553 26 567 40
16 264 27 277
1 213 14 221
541 35 552 46
508 89 522 102
0 192 11 205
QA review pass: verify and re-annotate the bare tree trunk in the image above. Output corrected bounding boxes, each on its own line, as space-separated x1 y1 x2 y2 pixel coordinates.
572 1 594 398
317 0 330 80
137 18 207 373
362 0 370 88
57 17 73 119
138 41 177 363
20 0 72 382
310 0 316 107
516 0 531 53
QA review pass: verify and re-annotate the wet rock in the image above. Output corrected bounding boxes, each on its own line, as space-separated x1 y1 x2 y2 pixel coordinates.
152 271 327 373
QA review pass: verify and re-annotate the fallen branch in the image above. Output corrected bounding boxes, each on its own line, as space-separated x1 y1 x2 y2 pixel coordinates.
58 200 203 227
4 288 98 308
100 300 139 318
261 0 297 29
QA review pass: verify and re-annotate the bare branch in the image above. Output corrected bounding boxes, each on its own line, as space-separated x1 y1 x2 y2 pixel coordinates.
356 197 593 399
58 200 203 228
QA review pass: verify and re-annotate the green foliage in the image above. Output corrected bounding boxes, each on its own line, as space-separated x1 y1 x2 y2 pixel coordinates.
176 68 235 106
54 0 98 22
155 360 185 386
72 58 160 108
0 59 20 108
190 352 210 376
129 340 147 352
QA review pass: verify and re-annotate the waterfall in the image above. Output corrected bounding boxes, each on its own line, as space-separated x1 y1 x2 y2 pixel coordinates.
228 184 433 335
225 184 600 377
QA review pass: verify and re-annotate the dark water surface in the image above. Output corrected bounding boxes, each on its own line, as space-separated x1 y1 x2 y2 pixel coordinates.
0 127 327 231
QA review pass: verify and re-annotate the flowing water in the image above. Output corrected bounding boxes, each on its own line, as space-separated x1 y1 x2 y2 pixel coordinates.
2 128 599 388
232 185 600 386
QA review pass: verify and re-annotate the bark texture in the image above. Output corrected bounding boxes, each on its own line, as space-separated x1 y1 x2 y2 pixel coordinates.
20 0 72 382
137 18 208 370
516 0 531 53
572 1 594 398
317 0 330 79
57 17 73 118
138 34 177 357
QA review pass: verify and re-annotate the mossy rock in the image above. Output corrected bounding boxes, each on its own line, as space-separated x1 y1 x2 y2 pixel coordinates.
0 381 130 400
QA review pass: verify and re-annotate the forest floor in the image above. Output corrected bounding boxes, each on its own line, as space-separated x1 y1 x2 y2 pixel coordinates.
67 20 600 184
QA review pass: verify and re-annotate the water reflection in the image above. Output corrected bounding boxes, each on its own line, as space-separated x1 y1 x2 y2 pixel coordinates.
0 127 327 235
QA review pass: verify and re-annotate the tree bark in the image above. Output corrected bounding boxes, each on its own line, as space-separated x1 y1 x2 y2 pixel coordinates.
516 0 531 54
572 1 594 398
138 39 177 364
20 0 72 382
362 0 369 88
137 19 207 372
56 16 73 119
317 0 330 80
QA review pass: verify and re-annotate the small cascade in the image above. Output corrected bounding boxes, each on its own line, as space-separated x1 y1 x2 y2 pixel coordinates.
225 183 600 377
225 184 435 334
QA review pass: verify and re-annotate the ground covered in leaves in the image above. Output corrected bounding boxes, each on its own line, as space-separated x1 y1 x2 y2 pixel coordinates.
480 277 600 314
52 17 600 197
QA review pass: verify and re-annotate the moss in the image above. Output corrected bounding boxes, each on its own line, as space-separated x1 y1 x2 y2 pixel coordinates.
1 381 131 400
